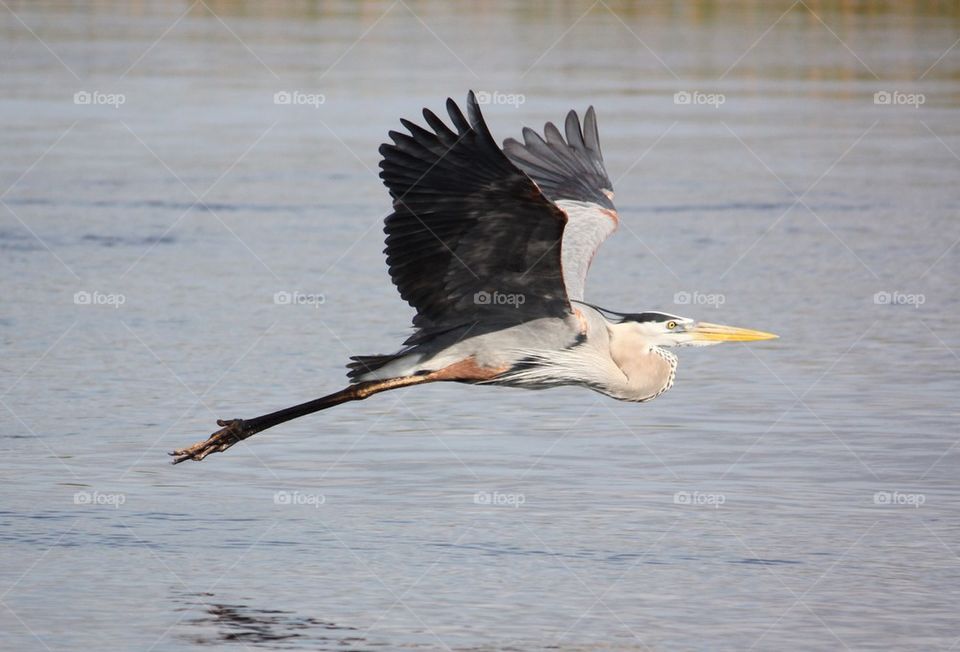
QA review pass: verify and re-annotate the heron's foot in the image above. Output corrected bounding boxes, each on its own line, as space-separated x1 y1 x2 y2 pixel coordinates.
170 419 247 464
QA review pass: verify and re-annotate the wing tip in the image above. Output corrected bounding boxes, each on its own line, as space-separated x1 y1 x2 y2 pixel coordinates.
501 100 613 203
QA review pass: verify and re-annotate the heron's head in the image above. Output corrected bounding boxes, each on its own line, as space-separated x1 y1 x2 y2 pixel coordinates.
617 311 778 348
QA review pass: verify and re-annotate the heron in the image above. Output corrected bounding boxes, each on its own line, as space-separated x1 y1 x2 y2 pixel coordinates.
171 91 776 464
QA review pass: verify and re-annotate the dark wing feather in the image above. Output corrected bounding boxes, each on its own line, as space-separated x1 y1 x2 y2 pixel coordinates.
502 107 613 208
379 92 572 339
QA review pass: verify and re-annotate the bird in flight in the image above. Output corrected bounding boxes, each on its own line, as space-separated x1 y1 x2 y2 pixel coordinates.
171 91 776 464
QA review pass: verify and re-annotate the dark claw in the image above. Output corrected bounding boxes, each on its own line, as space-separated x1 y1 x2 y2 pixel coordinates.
170 419 246 464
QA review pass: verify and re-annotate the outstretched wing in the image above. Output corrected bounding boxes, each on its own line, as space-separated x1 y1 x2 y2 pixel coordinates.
502 107 618 301
379 92 572 340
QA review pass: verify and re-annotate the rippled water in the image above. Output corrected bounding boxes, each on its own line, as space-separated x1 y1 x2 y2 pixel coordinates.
2 1 959 650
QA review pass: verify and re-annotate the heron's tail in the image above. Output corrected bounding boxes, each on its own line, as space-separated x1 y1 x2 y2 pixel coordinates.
347 353 406 381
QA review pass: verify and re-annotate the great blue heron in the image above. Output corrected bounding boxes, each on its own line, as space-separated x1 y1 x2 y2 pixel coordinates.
171 91 776 464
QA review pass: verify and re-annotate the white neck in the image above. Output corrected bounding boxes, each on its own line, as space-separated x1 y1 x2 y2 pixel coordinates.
606 321 677 402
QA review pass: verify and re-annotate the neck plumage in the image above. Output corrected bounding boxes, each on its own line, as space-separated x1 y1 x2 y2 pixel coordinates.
606 321 677 402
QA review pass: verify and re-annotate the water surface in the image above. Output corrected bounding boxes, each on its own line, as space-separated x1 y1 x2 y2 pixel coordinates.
1 1 959 650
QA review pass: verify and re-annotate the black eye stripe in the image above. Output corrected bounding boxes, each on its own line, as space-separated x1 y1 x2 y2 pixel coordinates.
569 301 681 325
620 312 677 323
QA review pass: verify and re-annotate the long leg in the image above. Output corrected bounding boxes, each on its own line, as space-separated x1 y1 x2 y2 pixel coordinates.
169 375 431 464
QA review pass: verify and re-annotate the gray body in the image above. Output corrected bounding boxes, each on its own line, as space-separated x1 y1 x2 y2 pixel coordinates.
357 304 678 403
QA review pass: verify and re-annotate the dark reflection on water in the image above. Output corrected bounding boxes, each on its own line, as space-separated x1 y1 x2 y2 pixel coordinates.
175 592 367 650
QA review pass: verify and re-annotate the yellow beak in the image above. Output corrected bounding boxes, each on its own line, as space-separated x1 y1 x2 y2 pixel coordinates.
691 322 779 342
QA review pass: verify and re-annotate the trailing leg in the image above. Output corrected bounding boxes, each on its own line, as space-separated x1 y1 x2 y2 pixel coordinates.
169 376 430 464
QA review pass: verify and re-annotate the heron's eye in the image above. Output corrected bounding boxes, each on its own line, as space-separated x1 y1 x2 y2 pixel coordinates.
667 321 677 330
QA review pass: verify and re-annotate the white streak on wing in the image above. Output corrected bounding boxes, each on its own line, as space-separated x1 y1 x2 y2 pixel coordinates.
555 199 618 301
